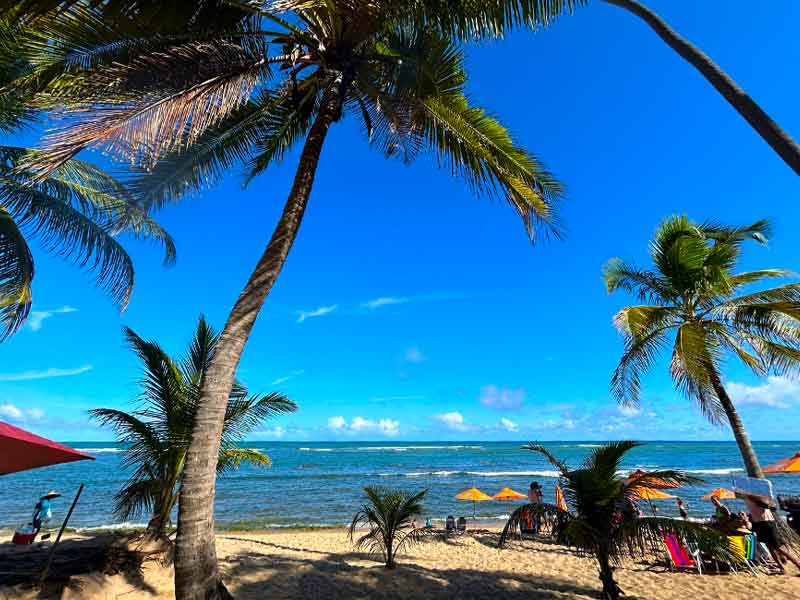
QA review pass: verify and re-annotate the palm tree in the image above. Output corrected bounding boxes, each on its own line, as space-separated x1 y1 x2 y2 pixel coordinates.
0 21 175 339
6 5 565 597
500 442 731 600
90 316 296 539
349 486 427 569
605 216 800 478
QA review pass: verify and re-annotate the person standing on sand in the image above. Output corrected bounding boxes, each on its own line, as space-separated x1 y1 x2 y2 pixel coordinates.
744 496 800 574
675 497 689 520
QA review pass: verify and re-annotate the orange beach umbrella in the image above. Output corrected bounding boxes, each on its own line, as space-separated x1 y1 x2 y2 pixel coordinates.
493 487 527 501
624 469 680 489
633 487 675 501
764 452 800 474
456 487 493 518
702 488 736 500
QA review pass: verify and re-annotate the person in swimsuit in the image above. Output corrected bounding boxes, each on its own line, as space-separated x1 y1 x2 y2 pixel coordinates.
744 495 800 574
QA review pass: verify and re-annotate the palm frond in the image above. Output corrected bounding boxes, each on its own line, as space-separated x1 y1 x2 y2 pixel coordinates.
602 258 672 304
522 443 570 475
0 205 33 339
222 392 297 444
217 447 271 474
610 325 669 405
670 322 723 422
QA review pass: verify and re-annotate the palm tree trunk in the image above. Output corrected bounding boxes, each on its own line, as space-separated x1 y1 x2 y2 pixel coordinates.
601 0 800 176
596 549 620 600
173 87 341 600
708 368 764 479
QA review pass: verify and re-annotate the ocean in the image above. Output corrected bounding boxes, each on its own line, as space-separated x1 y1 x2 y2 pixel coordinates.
1 441 798 530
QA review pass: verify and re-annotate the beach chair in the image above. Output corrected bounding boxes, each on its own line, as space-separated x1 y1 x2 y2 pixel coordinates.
456 517 467 534
445 516 456 534
727 536 758 576
663 533 702 574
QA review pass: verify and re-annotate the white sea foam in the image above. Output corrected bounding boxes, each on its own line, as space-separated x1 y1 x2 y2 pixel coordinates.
685 468 744 475
576 444 602 448
81 447 123 453
299 445 483 452
382 469 560 478
77 521 148 531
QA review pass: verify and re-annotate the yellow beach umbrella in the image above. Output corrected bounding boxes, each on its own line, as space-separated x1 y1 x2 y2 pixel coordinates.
555 485 568 511
456 487 493 518
493 487 527 501
633 487 675 501
764 451 800 474
702 488 736 500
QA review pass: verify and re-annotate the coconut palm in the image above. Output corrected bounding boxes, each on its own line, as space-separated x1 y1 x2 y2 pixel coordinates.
349 486 427 569
604 216 800 478
500 442 731 600
8 0 798 175
5 5 565 597
0 21 175 339
90 316 296 539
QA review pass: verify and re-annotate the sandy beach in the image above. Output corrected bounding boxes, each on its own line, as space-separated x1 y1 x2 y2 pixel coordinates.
3 526 800 599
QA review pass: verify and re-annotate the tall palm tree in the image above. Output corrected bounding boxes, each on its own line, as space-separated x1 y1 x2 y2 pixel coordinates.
605 216 800 478
0 20 175 339
90 316 296 539
500 442 731 600
6 4 565 597
349 486 427 569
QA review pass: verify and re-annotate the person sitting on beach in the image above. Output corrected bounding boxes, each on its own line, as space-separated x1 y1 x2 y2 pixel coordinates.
528 482 543 533
744 495 800 574
675 497 689 520
710 496 731 525
620 498 641 522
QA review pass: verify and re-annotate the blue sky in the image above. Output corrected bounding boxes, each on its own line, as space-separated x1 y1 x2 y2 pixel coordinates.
2 1 800 442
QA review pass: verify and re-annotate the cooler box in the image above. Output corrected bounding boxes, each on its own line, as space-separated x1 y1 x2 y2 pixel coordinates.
733 476 774 500
12 526 36 545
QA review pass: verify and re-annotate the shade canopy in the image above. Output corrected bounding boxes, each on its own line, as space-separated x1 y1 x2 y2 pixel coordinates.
456 487 493 502
0 421 94 475
493 487 527 501
702 488 736 500
633 487 675 501
624 469 680 489
764 452 800 474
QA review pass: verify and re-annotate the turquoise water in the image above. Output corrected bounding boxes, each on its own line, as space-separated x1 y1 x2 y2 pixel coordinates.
1 441 798 530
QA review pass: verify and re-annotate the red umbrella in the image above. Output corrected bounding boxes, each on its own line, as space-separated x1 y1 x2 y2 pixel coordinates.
0 421 94 475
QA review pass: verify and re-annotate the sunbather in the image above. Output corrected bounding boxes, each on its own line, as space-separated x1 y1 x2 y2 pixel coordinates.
744 496 800 574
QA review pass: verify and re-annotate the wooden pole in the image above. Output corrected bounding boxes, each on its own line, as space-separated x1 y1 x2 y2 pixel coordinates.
41 483 84 582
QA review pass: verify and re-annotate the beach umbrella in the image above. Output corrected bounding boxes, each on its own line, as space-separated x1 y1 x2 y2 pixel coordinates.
0 421 94 476
764 451 800 474
455 487 493 518
493 487 527 501
702 488 736 500
624 469 680 489
555 485 568 511
633 487 675 501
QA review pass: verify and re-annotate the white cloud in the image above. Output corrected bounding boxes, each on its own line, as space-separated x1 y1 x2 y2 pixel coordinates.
499 417 519 432
404 347 426 364
327 416 400 436
618 405 642 417
0 365 93 382
296 305 338 323
27 306 77 332
0 403 46 422
328 416 347 430
362 297 410 310
433 411 469 432
728 376 800 408
479 385 525 411
271 369 305 386
0 403 23 420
